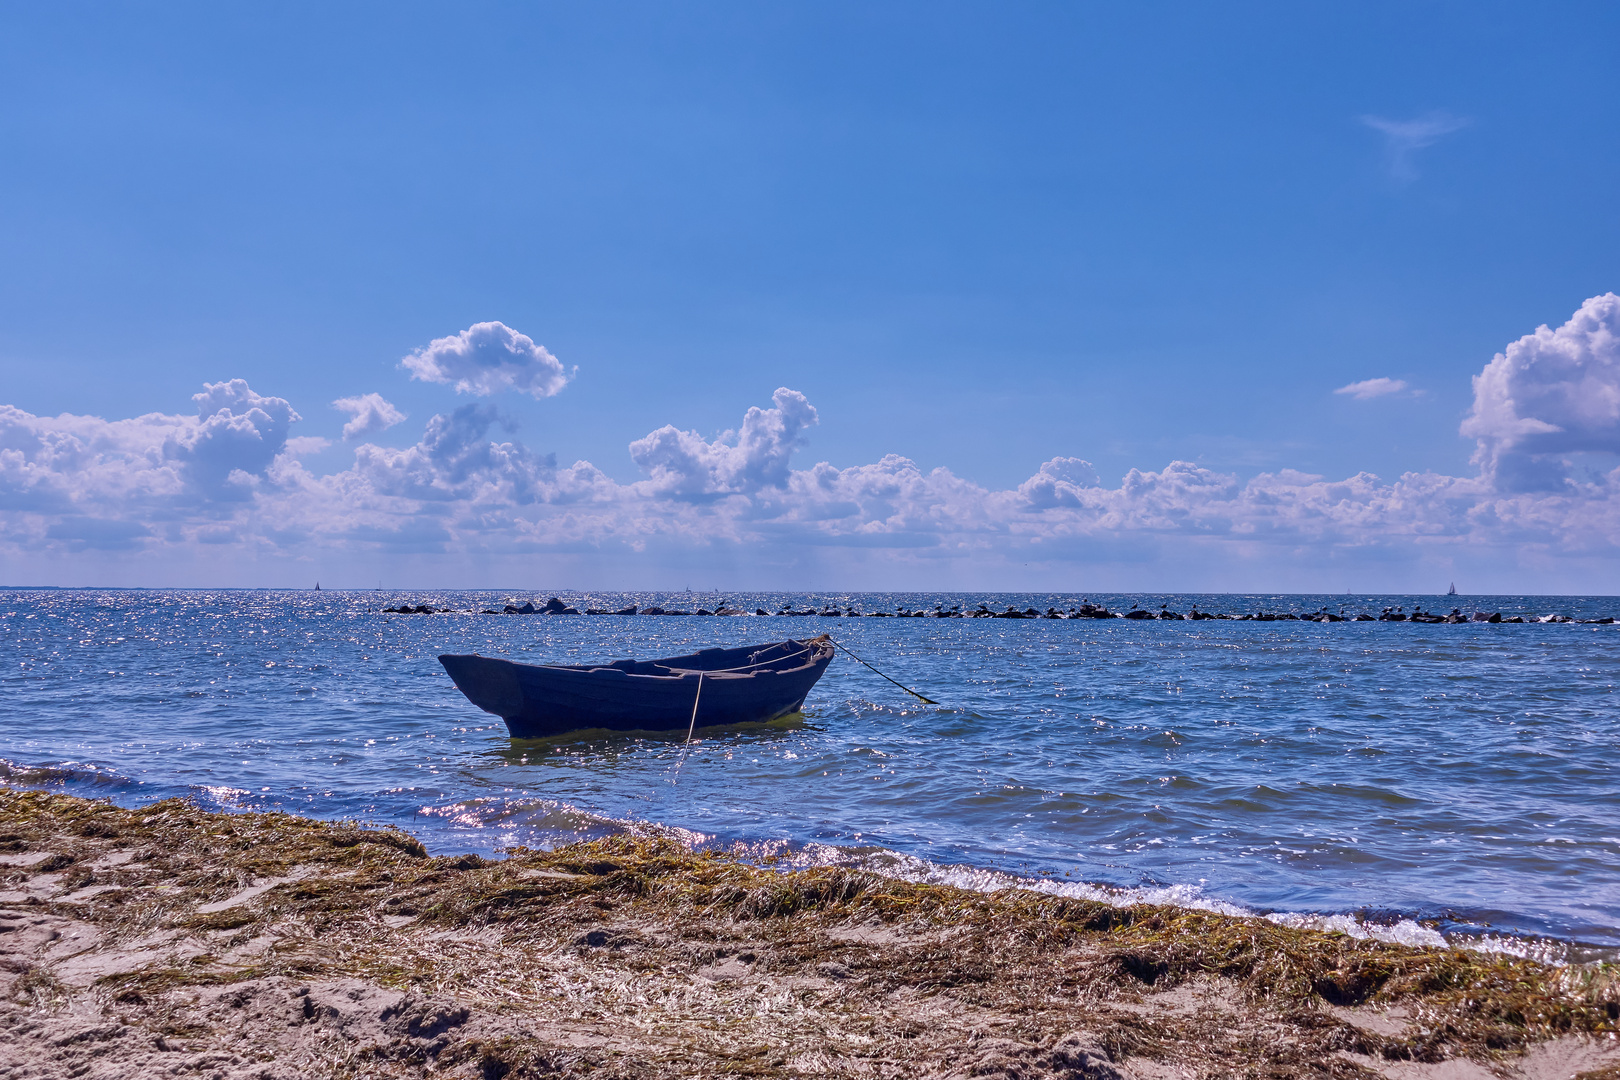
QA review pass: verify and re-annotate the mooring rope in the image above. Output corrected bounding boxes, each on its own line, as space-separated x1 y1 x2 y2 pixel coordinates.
824 635 939 705
670 671 704 783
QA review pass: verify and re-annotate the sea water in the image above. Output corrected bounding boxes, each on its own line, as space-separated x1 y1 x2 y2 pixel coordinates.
2 589 1617 960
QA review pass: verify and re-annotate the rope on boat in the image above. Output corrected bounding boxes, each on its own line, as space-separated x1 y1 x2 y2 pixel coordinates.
824 635 939 705
670 672 704 783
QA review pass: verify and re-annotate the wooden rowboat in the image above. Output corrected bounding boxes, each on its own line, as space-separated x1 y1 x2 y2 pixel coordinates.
438 637 835 739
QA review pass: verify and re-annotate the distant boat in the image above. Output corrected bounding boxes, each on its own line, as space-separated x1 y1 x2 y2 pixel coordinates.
314 582 321 591
1447 583 1458 596
438 637 835 739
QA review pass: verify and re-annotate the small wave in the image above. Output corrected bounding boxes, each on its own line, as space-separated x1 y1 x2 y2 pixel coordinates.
724 835 1601 963
416 796 708 849
1263 911 1446 949
769 840 1258 917
1443 933 1595 967
0 757 140 793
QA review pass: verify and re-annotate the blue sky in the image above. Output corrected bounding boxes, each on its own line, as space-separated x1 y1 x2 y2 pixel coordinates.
2 3 1618 591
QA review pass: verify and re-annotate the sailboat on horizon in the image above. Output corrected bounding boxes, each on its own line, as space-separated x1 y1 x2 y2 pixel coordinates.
1447 582 1458 596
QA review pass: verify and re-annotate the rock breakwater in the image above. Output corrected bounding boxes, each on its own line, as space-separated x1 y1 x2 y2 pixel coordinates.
379 597 1618 625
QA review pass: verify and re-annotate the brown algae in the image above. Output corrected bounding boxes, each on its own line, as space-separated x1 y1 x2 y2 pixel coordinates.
1 788 1617 1078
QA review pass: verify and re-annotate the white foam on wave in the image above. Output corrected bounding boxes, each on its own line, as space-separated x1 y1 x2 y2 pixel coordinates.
1263 911 1447 949
421 795 709 850
1444 933 1576 966
837 845 1258 917
752 837 1594 962
765 839 1257 916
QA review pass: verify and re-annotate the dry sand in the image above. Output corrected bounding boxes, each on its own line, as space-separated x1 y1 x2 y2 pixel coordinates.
1 788 1617 1079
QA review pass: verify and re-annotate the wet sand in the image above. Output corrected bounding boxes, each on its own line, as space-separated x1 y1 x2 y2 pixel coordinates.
1 789 1617 1079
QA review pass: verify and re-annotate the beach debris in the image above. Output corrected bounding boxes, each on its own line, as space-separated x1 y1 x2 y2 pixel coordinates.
1 789 1618 1079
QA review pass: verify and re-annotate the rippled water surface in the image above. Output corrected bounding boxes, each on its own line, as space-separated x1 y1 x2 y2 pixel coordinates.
3 589 1618 951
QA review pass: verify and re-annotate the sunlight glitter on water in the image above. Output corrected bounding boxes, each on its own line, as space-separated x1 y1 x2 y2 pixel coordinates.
2 588 1618 953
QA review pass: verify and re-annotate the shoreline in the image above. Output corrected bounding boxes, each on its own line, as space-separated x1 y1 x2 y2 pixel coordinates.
2 790 1618 1078
741 837 1610 966
11 756 1609 964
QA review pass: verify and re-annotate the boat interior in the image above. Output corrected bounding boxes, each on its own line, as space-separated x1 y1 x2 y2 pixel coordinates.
548 638 828 678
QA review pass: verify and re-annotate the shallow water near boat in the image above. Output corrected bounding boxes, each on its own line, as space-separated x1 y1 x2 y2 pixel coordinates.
2 588 1617 956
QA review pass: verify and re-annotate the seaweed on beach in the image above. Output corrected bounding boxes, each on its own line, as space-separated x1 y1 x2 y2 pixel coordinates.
1 788 1617 1079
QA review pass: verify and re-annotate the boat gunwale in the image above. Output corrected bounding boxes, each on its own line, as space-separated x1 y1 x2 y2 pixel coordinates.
517 639 828 683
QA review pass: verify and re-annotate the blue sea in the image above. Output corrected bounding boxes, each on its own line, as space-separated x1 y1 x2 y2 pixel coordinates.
3 589 1617 961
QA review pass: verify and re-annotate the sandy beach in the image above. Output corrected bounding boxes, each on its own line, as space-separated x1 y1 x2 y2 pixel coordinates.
0 788 1617 1079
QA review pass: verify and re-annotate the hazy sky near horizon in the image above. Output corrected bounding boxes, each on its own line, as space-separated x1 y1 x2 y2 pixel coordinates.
2 2 1619 592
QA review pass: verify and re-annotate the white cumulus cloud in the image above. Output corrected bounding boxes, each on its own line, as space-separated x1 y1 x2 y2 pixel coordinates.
173 380 301 497
629 387 819 498
1019 457 1101 508
400 321 573 399
352 405 551 504
0 379 315 550
1460 292 1620 491
332 393 407 441
9 295 1620 588
1335 377 1410 400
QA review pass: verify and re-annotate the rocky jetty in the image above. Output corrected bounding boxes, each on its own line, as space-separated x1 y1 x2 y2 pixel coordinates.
381 598 1616 624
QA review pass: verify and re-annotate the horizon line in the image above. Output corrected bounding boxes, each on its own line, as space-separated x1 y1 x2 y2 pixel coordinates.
1 586 1614 599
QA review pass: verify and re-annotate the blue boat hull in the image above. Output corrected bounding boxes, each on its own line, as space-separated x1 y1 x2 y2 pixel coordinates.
438 638 834 738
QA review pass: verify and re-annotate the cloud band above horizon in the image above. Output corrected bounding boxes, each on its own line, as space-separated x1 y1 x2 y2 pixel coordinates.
4 300 1620 589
